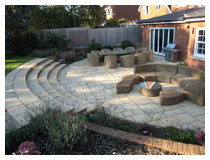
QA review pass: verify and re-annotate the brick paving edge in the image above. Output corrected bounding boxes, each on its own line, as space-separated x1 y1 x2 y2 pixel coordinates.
82 121 205 155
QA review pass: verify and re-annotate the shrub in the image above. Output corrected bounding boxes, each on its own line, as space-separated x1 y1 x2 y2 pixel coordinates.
88 39 102 52
178 61 188 66
121 40 134 49
29 48 59 58
163 126 198 144
104 18 119 27
118 18 128 23
26 106 87 152
12 141 41 155
102 45 113 50
117 124 133 132
39 32 70 51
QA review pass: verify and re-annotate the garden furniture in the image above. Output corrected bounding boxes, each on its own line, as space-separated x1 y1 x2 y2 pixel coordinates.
98 49 136 56
139 81 162 97
116 80 132 94
101 49 111 52
160 90 184 106
122 75 139 88
136 47 147 52
134 52 146 65
143 50 153 62
120 54 135 68
134 64 156 82
87 53 100 66
155 64 177 83
91 50 104 62
113 48 123 62
104 55 117 69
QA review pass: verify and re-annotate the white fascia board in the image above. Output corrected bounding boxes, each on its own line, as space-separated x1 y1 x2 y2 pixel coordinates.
138 5 141 12
139 18 205 25
166 5 172 13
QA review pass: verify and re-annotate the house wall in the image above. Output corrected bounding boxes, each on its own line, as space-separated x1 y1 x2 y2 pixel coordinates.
140 21 205 70
171 5 199 13
140 5 170 20
103 5 139 20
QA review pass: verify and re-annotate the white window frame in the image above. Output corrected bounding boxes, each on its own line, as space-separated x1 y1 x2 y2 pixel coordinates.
105 7 111 16
143 6 150 15
194 27 205 58
155 5 161 11
149 27 175 56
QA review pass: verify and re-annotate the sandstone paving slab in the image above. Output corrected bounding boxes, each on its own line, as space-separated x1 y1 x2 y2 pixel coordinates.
131 113 150 123
159 116 182 127
190 121 205 129
179 105 205 117
195 115 205 123
122 110 135 117
174 113 196 124
139 103 164 114
163 108 183 116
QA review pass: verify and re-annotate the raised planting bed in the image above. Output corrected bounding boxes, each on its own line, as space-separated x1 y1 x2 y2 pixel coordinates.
82 121 205 155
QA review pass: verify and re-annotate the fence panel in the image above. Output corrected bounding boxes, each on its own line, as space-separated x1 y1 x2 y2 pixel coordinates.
42 26 142 48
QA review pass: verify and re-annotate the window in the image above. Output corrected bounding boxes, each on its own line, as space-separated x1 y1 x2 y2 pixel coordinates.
194 28 205 58
155 5 161 10
143 6 150 15
105 7 111 16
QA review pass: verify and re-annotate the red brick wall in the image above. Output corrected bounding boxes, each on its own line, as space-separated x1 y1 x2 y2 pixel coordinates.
140 21 205 70
104 5 139 20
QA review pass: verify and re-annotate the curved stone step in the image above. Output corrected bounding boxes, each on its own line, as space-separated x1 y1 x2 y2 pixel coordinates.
55 63 96 113
5 58 48 129
38 62 74 112
27 59 54 99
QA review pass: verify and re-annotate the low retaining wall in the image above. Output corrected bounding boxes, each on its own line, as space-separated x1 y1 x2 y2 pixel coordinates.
82 121 205 155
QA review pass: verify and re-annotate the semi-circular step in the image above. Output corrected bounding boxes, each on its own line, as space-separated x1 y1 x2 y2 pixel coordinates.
48 64 96 113
38 62 74 112
6 58 48 128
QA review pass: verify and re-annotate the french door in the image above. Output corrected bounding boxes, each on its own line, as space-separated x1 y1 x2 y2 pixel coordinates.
149 28 175 55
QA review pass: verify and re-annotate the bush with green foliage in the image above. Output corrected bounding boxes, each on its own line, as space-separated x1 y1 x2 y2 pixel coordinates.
39 32 70 51
121 40 134 49
117 124 133 133
178 61 188 66
88 39 102 52
102 45 113 50
29 48 59 58
163 126 198 144
104 18 119 27
118 18 128 23
6 103 87 154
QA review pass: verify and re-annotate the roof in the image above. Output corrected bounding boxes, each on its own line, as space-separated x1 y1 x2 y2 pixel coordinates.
137 6 205 24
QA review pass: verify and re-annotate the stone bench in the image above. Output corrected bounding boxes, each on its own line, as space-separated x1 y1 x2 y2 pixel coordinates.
160 90 184 106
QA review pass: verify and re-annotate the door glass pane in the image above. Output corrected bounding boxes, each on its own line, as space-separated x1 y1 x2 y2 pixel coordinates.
164 29 168 47
150 29 154 50
159 29 163 53
154 29 158 52
169 29 174 43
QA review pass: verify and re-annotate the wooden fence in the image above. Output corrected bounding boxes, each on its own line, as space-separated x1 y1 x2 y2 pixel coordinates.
42 27 142 48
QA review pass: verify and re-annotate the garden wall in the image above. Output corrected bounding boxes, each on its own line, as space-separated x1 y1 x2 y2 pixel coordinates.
42 27 142 48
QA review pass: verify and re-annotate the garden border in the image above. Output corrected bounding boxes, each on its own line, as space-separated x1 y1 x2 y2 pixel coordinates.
82 121 205 155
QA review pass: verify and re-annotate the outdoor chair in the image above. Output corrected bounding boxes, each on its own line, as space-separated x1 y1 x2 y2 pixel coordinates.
91 50 104 62
120 54 134 68
136 47 147 52
104 55 117 69
134 52 146 65
113 47 123 51
87 53 100 66
143 50 153 62
101 49 111 52
113 47 123 62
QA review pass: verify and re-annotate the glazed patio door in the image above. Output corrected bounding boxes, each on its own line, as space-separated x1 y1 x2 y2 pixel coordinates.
149 28 175 56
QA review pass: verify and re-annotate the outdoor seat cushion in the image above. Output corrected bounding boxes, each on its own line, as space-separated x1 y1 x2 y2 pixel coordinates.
181 79 204 88
156 72 175 83
182 84 205 106
183 84 204 96
134 64 155 74
171 74 194 87
136 72 156 82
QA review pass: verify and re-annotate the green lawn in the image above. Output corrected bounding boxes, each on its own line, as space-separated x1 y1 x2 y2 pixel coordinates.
5 57 35 76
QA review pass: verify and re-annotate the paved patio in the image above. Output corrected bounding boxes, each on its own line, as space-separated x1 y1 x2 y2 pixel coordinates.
5 55 205 133
58 55 205 131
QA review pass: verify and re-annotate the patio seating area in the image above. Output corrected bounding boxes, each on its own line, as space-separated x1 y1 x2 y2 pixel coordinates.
5 53 205 133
